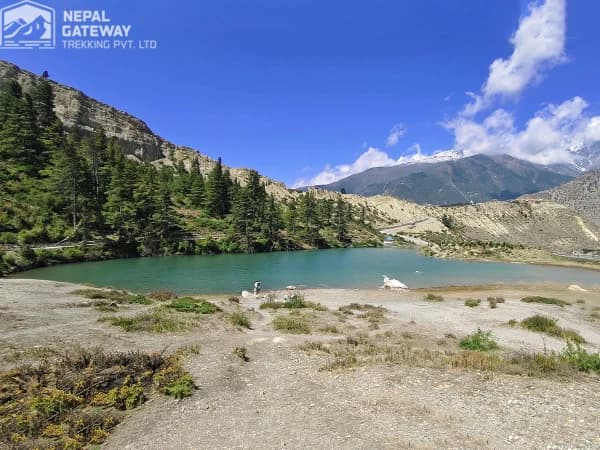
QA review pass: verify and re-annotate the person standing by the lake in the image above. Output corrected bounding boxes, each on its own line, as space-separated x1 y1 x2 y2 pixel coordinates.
253 281 261 296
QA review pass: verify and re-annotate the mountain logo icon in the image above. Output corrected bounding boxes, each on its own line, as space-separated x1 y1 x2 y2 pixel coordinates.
0 0 55 49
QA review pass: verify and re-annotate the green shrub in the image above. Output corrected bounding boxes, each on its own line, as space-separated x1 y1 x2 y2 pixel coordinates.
560 342 600 372
284 294 306 308
167 297 219 314
424 293 444 302
260 293 325 311
259 299 284 309
464 298 481 307
272 316 310 334
459 329 499 351
520 296 570 307
30 389 82 415
521 314 557 332
91 382 145 410
100 311 188 333
162 374 196 399
521 315 586 343
229 312 251 329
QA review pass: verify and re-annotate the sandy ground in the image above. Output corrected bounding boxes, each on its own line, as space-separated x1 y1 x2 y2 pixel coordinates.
1 278 599 449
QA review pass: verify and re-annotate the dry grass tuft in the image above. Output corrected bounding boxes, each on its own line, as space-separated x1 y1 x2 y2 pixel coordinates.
298 331 600 378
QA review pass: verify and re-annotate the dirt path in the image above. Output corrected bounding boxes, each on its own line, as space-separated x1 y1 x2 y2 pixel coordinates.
1 279 599 449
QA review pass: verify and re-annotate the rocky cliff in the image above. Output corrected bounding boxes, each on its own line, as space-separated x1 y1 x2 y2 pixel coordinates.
0 60 290 196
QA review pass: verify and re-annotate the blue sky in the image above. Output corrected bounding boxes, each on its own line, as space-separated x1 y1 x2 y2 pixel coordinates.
2 0 600 186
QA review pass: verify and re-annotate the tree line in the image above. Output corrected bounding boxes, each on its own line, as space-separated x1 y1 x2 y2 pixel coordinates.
0 77 380 272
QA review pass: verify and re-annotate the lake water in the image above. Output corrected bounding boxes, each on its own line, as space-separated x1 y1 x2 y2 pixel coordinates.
13 248 600 294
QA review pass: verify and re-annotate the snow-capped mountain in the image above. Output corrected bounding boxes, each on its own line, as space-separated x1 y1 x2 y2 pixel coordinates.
569 141 600 172
396 149 465 165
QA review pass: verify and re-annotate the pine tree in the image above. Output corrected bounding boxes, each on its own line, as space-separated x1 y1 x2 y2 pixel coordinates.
84 128 109 225
0 81 41 177
103 150 138 245
334 196 348 242
298 191 319 246
188 158 205 207
43 133 91 236
30 77 57 130
284 200 298 236
263 195 282 243
205 157 228 217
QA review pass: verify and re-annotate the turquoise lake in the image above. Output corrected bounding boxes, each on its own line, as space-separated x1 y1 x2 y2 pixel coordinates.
13 248 600 294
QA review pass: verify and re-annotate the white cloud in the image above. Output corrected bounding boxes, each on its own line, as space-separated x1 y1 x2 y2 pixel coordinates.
584 117 600 142
386 123 407 147
443 0 600 165
292 145 427 188
446 96 600 165
464 0 567 116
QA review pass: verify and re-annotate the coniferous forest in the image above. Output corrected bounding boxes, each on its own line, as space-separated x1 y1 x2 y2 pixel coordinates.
0 77 381 274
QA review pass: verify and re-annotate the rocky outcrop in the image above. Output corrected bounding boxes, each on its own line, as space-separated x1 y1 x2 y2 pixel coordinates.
0 59 287 191
521 170 600 229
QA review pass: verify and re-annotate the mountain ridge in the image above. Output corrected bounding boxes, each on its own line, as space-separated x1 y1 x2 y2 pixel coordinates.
316 153 574 205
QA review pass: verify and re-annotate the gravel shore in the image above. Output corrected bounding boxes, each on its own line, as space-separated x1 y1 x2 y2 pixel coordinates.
1 278 599 449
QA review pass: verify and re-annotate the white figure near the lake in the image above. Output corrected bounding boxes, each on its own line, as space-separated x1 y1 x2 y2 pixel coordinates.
382 275 408 290
253 281 262 296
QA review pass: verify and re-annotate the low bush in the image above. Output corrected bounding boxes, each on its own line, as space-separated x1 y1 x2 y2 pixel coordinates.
560 341 600 372
521 314 586 343
520 296 570 307
100 310 190 333
229 312 251 329
522 314 558 333
464 298 481 308
162 374 196 399
260 293 326 311
272 315 310 334
459 329 499 351
424 293 444 302
167 297 219 314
